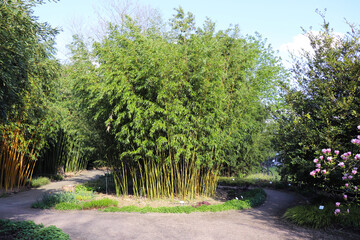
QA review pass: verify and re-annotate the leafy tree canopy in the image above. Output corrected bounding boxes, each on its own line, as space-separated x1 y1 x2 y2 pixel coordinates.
274 18 360 187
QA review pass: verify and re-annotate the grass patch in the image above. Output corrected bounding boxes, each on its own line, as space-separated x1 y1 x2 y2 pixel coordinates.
82 198 118 209
103 188 266 214
218 169 287 189
29 177 51 188
0 219 69 240
55 202 83 210
284 203 360 229
53 198 118 210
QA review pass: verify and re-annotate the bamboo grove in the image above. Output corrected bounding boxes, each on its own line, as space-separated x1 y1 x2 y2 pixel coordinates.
1 2 285 196
66 8 284 199
0 0 89 190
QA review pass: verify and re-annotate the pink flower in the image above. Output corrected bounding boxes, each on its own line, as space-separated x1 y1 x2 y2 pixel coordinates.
348 175 353 180
322 169 327 174
327 157 332 162
338 162 345 167
348 152 352 156
352 170 357 175
327 148 332 153
316 163 321 168
354 167 358 170
342 176 347 180
357 135 360 140
336 202 340 207
355 154 360 160
310 171 316 176
344 194 348 200
355 186 358 190
322 149 327 154
313 159 319 163
320 156 324 160
316 168 321 173
345 183 349 188
335 150 340 155
334 209 341 215
358 125 360 130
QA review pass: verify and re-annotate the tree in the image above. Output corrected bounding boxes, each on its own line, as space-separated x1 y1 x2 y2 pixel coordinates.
274 19 360 189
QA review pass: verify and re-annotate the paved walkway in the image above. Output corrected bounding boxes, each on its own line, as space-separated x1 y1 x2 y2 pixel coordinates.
0 170 357 240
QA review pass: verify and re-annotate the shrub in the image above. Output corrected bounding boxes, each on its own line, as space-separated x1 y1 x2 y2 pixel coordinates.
0 219 69 240
74 184 95 200
32 192 76 209
29 177 51 188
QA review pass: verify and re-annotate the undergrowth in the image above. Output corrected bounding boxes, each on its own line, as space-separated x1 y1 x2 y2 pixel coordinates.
29 177 51 188
284 203 360 229
0 219 69 240
103 188 266 214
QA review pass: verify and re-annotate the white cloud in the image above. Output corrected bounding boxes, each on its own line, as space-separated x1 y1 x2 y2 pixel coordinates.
279 32 314 58
278 31 345 68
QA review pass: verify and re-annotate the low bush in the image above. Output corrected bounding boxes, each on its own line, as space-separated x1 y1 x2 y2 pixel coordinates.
284 203 360 229
0 219 69 240
103 188 266 214
29 177 51 188
32 192 76 209
74 184 95 201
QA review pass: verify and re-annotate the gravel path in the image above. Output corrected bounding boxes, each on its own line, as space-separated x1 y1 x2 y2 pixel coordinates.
0 170 357 240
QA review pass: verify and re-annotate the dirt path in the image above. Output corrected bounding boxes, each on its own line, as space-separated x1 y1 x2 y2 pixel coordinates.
0 170 357 240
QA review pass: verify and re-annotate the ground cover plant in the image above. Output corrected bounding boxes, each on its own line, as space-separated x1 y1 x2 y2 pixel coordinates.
284 203 360 229
0 219 70 240
32 184 118 210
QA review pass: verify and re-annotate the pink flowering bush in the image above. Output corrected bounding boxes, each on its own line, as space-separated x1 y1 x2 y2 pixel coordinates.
310 125 360 216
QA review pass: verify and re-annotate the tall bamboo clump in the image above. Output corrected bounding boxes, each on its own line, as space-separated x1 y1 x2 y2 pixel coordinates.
69 8 283 200
113 159 220 200
0 124 37 191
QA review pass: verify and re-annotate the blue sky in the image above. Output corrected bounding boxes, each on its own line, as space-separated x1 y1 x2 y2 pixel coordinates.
34 0 360 66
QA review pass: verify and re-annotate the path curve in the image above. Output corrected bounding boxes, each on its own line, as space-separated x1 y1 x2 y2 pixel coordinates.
0 170 356 240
